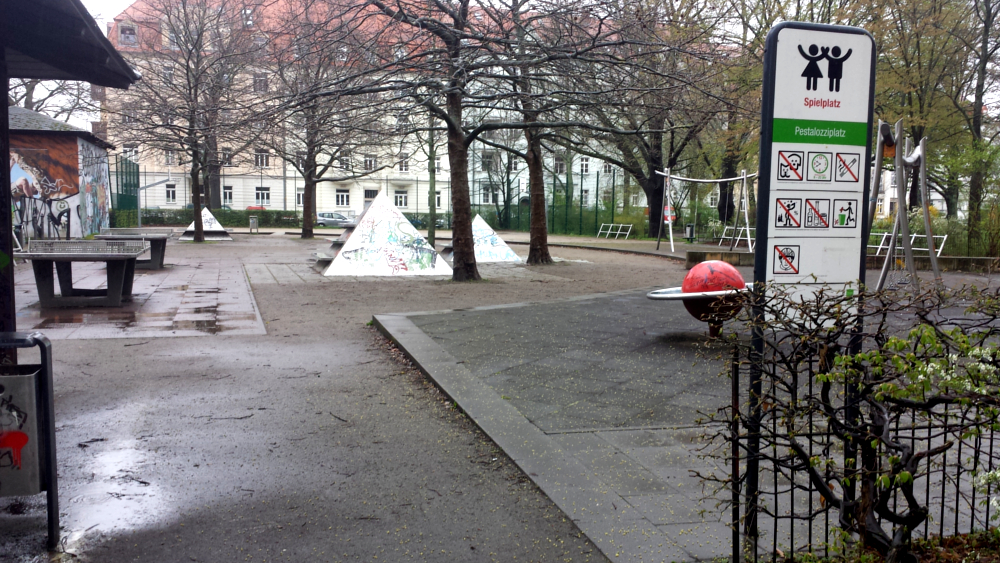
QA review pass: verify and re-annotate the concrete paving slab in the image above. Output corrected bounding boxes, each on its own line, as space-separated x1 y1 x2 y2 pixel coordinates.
376 289 740 562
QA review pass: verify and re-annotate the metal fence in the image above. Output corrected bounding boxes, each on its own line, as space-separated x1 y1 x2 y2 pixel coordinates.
110 154 139 228
723 345 1000 562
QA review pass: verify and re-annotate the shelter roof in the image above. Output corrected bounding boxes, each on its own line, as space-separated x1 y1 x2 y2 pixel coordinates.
9 107 115 150
3 0 140 88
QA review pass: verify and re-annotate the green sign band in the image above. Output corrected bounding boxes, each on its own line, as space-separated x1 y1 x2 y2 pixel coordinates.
773 118 868 146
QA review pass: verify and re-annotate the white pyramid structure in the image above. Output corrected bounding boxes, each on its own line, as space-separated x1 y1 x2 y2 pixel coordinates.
179 207 232 241
323 191 451 276
472 215 521 263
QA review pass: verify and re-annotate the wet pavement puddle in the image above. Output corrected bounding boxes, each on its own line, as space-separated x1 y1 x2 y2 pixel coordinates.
14 259 265 339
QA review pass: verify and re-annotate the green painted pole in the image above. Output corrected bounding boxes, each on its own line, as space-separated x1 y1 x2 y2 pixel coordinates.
611 168 616 225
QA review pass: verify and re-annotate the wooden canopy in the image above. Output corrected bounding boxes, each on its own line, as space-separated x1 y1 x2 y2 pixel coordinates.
2 0 140 88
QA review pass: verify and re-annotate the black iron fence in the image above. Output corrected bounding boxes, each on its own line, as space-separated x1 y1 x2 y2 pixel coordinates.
720 345 1000 562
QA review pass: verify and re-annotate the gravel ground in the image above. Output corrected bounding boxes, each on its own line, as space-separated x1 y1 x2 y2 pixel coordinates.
1 234 690 563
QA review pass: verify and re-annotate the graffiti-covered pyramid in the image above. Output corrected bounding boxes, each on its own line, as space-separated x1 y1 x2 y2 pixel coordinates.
472 215 522 263
180 206 232 241
323 191 452 276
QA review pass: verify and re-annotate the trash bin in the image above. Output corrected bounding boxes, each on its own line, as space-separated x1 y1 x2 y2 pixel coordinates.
0 332 59 548
249 215 259 234
684 224 695 242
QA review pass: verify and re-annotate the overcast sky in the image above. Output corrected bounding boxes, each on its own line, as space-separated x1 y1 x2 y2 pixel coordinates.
82 0 133 29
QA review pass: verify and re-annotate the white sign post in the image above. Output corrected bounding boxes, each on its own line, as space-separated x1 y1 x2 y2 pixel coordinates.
754 23 875 300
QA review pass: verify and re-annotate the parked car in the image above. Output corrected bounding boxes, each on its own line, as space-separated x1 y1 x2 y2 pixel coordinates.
316 212 353 228
246 206 266 211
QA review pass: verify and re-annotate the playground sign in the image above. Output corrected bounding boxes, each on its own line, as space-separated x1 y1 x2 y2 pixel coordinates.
755 22 875 298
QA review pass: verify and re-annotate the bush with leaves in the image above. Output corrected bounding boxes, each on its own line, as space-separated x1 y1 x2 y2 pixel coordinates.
699 285 1000 563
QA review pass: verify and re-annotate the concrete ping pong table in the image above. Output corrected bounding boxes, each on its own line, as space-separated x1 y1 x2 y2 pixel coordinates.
16 240 150 308
95 227 175 270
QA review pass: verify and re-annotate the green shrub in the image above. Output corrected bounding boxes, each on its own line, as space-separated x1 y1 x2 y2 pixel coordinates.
139 208 301 228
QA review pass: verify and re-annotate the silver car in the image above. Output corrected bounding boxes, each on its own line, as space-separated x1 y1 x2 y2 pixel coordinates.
316 212 352 227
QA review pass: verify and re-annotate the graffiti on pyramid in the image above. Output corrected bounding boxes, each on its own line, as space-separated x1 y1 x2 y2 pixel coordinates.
323 191 451 276
471 215 521 263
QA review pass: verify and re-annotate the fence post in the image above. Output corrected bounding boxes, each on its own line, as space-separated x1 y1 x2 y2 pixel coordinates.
579 172 584 235
732 345 741 563
611 169 616 225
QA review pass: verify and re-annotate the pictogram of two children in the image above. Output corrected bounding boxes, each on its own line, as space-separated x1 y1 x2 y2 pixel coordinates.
798 45 852 92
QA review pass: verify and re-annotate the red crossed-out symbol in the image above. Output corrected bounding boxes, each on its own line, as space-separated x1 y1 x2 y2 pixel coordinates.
775 246 799 274
806 199 829 227
777 199 801 227
779 152 803 180
836 153 859 182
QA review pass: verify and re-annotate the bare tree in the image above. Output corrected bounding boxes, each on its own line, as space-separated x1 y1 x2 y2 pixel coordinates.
8 79 94 123
264 0 392 238
108 0 267 241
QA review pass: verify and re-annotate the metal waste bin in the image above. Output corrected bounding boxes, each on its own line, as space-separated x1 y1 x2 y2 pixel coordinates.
0 332 58 548
249 215 259 234
684 224 695 242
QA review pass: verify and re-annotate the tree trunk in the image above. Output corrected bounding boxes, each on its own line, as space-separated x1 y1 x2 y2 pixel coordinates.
908 170 920 211
644 175 664 239
525 126 552 265
718 149 739 223
190 160 205 243
301 173 315 239
447 92 479 281
427 119 437 247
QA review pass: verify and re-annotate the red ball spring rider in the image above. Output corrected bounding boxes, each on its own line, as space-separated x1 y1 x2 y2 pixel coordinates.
647 260 747 337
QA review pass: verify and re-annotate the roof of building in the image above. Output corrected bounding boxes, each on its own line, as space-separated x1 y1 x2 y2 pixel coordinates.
3 0 140 88
9 107 115 150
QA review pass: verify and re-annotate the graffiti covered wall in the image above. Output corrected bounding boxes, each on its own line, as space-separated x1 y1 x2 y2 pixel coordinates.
9 133 95 239
78 138 112 236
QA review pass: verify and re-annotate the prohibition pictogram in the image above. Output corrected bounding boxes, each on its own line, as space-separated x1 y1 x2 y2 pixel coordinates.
775 198 802 228
773 245 801 274
804 198 830 228
777 151 804 181
835 153 860 182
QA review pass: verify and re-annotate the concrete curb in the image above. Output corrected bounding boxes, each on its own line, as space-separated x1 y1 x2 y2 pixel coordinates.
505 240 688 264
374 310 680 562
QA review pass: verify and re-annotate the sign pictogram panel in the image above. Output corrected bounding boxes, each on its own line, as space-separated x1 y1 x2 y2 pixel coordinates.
777 151 804 181
833 199 858 228
773 245 801 274
807 152 832 181
804 198 830 228
835 153 861 182
774 198 802 228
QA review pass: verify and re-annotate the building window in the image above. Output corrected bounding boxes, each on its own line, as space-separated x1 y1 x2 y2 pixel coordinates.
296 189 304 206
253 73 268 93
394 190 408 207
165 184 177 203
336 189 350 206
296 151 308 170
166 29 179 49
481 185 498 204
254 149 270 168
338 153 352 170
553 159 566 175
162 65 174 83
436 191 442 208
122 143 139 160
255 187 271 206
395 114 409 133
434 156 442 172
364 189 378 200
581 189 589 206
398 153 409 172
706 190 719 209
119 25 137 46
509 159 519 171
122 109 138 124
164 149 176 165
580 157 590 175
253 36 267 51
221 149 234 166
603 162 614 174
223 186 233 206
363 154 377 171
243 7 254 27
482 152 497 172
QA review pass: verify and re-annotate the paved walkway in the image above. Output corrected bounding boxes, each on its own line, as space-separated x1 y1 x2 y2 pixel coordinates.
377 289 737 562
